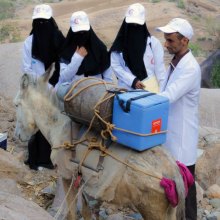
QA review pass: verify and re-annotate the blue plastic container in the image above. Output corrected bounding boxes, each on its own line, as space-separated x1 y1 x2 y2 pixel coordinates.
112 91 169 151
0 133 7 150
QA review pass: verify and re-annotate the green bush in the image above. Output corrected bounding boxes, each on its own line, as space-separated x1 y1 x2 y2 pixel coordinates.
0 0 63 21
189 42 202 57
197 37 206 41
151 0 161 3
167 0 185 9
0 0 15 20
177 0 185 9
0 22 21 43
211 60 220 88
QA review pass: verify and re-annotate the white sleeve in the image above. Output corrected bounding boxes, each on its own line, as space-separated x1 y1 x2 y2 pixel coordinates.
102 67 113 82
159 66 199 103
151 36 166 87
59 52 84 83
21 37 34 75
111 52 136 87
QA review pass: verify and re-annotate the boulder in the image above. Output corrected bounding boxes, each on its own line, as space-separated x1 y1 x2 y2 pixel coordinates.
199 89 220 129
0 178 21 196
200 49 220 88
196 143 220 189
206 184 220 199
0 148 28 181
0 191 54 220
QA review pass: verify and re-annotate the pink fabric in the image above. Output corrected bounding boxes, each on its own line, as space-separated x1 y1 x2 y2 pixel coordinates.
176 161 194 197
160 161 195 207
160 177 178 207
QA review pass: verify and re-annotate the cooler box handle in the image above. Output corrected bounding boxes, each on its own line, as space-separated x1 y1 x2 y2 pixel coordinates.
115 92 155 113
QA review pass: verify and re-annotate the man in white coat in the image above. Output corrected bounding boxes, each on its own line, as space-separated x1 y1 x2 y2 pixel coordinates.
157 18 201 220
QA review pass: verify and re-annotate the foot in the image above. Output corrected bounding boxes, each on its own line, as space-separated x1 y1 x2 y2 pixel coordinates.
38 163 54 170
24 159 29 165
29 164 39 171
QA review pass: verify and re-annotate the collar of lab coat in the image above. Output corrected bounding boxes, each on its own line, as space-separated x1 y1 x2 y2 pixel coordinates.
162 50 193 90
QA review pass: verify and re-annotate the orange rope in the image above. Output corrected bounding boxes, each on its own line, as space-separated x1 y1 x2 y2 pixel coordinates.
64 77 115 102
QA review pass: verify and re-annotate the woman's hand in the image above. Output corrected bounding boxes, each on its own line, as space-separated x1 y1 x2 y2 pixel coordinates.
135 80 145 89
76 46 88 57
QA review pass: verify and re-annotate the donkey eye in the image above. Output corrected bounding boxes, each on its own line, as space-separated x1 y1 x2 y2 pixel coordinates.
14 103 20 108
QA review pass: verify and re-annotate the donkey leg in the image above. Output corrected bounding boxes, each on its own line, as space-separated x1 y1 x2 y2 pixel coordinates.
62 178 77 220
165 205 177 220
80 193 92 220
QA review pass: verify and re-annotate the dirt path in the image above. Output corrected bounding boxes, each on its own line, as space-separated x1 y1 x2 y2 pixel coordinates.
0 42 22 99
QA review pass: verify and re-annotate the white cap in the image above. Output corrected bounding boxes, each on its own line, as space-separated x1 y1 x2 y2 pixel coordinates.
70 11 90 32
32 4 52 20
156 18 194 40
125 3 146 25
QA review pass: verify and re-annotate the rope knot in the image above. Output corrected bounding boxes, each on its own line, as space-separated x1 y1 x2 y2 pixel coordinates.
101 122 117 141
60 141 74 149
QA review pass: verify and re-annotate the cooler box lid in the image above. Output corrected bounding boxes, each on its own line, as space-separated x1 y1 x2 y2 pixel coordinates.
114 90 169 112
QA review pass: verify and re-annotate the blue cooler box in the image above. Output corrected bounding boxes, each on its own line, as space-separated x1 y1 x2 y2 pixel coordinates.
112 91 169 151
0 133 7 150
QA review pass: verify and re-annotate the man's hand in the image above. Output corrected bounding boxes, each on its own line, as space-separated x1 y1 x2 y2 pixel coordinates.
76 46 88 57
135 80 145 89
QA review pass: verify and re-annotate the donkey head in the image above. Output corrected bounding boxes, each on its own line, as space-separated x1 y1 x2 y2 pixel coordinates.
14 67 53 142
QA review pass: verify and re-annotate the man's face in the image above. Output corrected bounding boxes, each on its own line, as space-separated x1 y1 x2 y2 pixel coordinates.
164 33 188 55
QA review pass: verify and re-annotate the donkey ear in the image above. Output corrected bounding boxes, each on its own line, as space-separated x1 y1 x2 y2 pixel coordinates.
42 64 54 83
20 74 30 89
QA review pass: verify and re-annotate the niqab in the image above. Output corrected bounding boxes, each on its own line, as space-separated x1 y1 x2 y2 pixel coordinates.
110 20 150 80
60 27 110 76
30 18 65 85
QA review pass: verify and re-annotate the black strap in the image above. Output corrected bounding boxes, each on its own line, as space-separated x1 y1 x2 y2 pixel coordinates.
125 93 155 112
96 137 112 171
107 89 155 112
114 91 155 113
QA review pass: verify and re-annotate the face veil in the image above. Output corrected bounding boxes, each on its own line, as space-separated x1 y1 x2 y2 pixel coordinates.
110 20 151 80
31 18 57 69
60 27 110 76
30 18 65 85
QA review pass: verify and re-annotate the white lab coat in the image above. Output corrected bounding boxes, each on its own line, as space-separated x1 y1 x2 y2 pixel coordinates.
21 35 45 77
57 52 113 86
110 36 166 90
160 51 201 166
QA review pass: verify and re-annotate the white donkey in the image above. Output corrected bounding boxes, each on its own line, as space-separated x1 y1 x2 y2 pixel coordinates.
14 69 186 220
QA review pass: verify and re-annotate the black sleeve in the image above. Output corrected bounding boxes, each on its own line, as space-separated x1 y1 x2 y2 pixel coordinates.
131 77 139 89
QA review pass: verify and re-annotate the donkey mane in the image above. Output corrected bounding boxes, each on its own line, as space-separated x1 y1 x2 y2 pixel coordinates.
26 73 62 112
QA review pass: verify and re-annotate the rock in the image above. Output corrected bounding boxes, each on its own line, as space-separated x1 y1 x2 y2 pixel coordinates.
196 144 220 189
210 199 220 209
199 89 220 129
127 213 143 220
206 212 220 220
200 198 210 209
0 148 29 181
0 42 22 99
197 181 205 202
197 148 205 159
206 185 220 199
0 191 54 220
204 209 211 215
99 209 108 220
206 204 214 211
199 126 220 147
0 178 21 196
106 213 124 220
200 49 220 88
